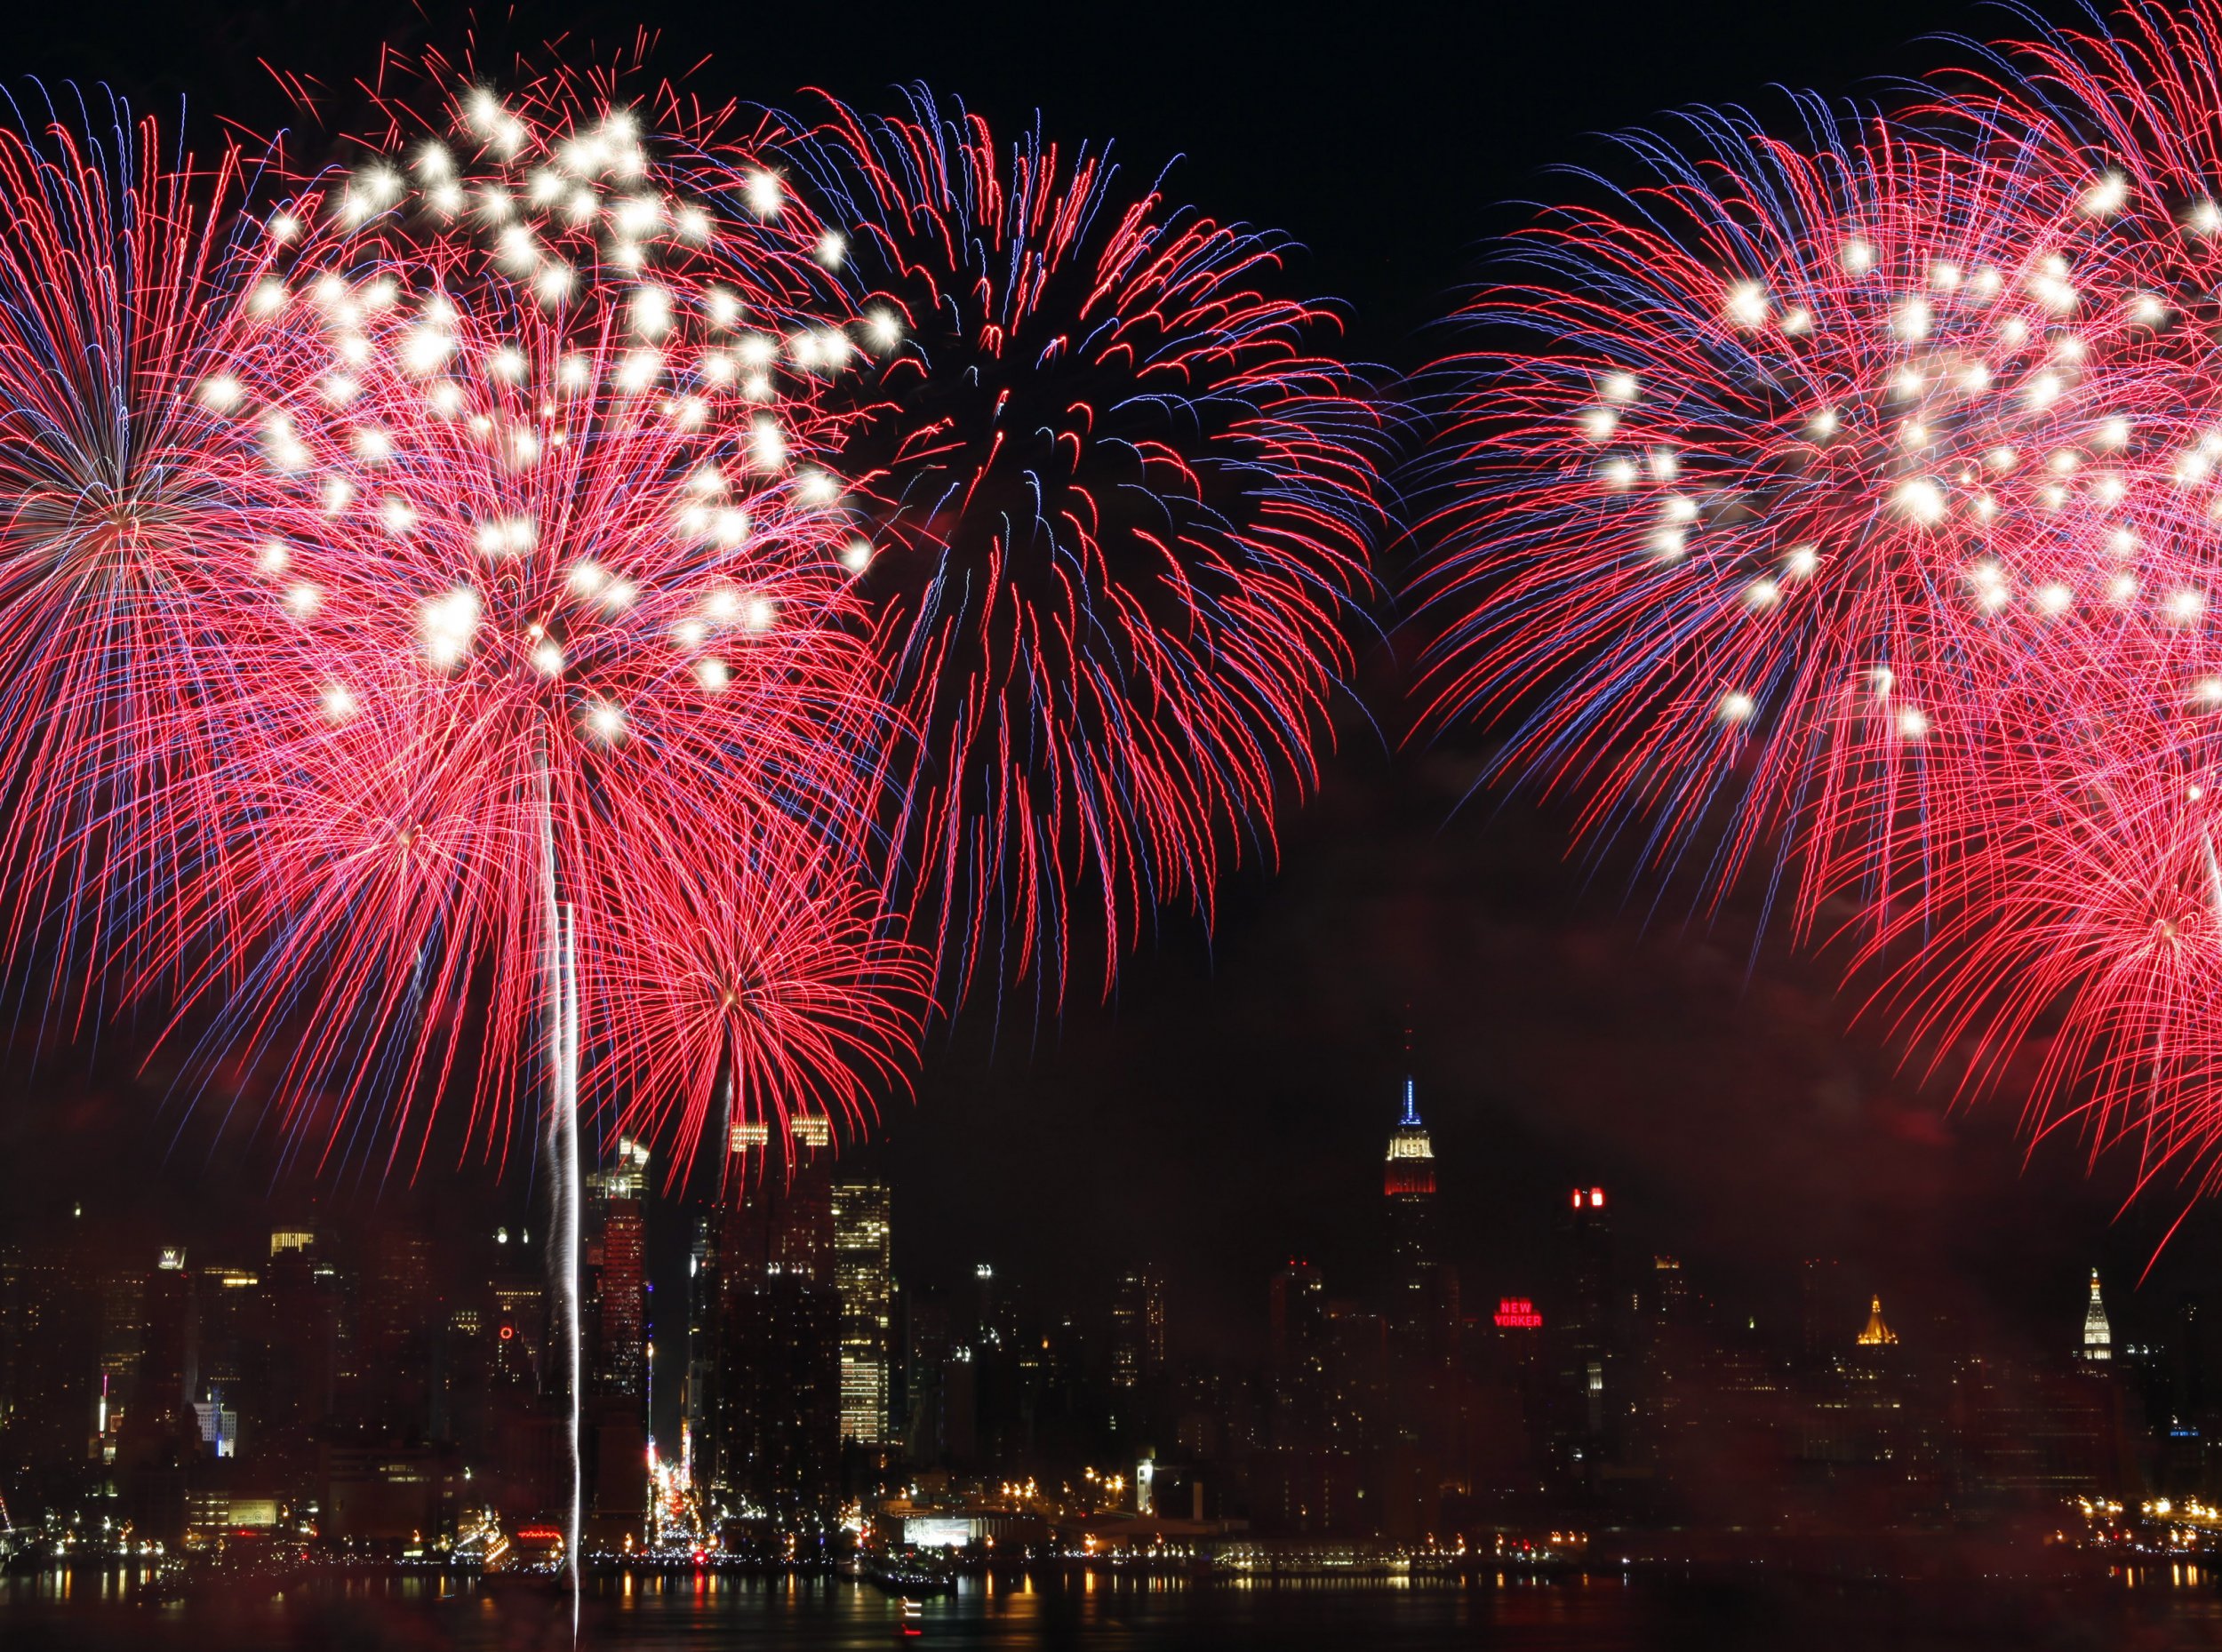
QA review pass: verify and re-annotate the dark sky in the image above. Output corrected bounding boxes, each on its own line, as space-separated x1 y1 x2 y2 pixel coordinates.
2 0 2208 1375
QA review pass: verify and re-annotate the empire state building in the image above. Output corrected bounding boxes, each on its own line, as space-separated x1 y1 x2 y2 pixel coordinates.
1387 1083 1458 1368
1384 1077 1459 1519
1386 1078 1447 1330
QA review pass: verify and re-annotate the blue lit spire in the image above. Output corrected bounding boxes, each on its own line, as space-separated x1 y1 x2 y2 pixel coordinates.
1401 1075 1421 1128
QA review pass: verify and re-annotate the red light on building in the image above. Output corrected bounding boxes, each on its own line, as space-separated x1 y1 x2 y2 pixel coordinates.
1494 1297 1545 1329
1588 1187 1606 1208
499 1324 516 1341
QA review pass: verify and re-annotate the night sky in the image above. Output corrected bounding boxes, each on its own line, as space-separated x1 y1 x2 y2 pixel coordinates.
1 0 2208 1379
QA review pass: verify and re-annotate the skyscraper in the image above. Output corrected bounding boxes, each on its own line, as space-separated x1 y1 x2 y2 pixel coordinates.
1 1233 102 1479
2082 1269 2114 1364
1269 1260 1331 1448
1798 1257 1847 1367
901 1294 957 1466
583 1138 651 1545
356 1219 436 1430
831 1173 892 1446
708 1115 841 1526
1567 1185 1613 1446
1111 1268 1167 1391
586 1138 651 1400
683 1216 718 1487
1384 1080 1445 1320
1382 1078 1459 1536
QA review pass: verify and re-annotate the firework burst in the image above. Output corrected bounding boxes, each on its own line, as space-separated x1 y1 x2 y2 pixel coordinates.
155 76 922 1181
0 88 338 1018
1411 89 2218 944
775 89 1381 1006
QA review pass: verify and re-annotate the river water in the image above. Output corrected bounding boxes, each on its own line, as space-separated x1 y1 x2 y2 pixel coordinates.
6 1567 2222 1649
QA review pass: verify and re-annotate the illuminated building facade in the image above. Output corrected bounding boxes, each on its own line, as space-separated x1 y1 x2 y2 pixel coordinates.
586 1137 651 1400
1566 1185 1613 1447
1383 1077 1459 1536
831 1173 892 1446
707 1114 841 1525
2082 1269 2113 1363
1857 1295 1899 1348
1111 1268 1166 1391
1384 1080 1445 1312
584 1138 651 1545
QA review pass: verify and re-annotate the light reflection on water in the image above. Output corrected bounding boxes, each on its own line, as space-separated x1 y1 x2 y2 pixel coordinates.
4 1567 2222 1650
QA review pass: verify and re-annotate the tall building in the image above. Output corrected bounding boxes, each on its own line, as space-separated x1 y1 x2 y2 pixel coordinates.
1798 1257 1847 1367
586 1138 651 1400
2175 1294 2208 1419
1384 1080 1451 1329
1383 1078 1459 1536
583 1139 651 1545
123 1248 198 1462
708 1114 841 1526
831 1174 892 1446
1651 1256 1690 1332
1111 1269 1166 1391
1566 1185 1613 1446
357 1220 436 1429
2082 1269 2114 1364
0 1233 102 1479
901 1295 960 1466
683 1216 718 1485
260 1225 342 1464
1856 1295 1900 1348
1268 1261 1331 1448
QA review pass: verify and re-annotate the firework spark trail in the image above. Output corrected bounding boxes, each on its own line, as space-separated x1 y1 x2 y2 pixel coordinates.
140 74 925 1601
1412 0 2222 1202
772 88 1383 1010
162 79 915 1180
1827 0 2222 1187
1855 682 2222 1193
0 89 351 1026
1409 94 2216 941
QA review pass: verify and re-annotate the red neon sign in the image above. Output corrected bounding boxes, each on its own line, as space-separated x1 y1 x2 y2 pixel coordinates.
1494 1297 1544 1329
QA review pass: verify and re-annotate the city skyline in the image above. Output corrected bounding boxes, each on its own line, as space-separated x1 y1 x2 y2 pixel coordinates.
3 969 2206 1385
4 1060 2183 1560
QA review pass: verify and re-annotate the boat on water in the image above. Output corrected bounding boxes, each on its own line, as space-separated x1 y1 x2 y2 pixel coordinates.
857 1552 957 1596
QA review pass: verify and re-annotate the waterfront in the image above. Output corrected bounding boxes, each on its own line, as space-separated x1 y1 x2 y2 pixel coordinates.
8 1569 2222 1650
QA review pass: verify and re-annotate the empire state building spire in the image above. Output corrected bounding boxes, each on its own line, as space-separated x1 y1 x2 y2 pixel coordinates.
2082 1268 2113 1363
1385 1077 1435 1196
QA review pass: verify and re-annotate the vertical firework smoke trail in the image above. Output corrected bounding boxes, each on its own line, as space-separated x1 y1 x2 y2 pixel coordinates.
535 730 581 1624
771 88 1382 1008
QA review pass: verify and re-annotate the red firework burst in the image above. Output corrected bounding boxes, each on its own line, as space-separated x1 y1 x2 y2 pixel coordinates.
154 77 921 1181
0 92 346 1018
1411 92 2210 947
